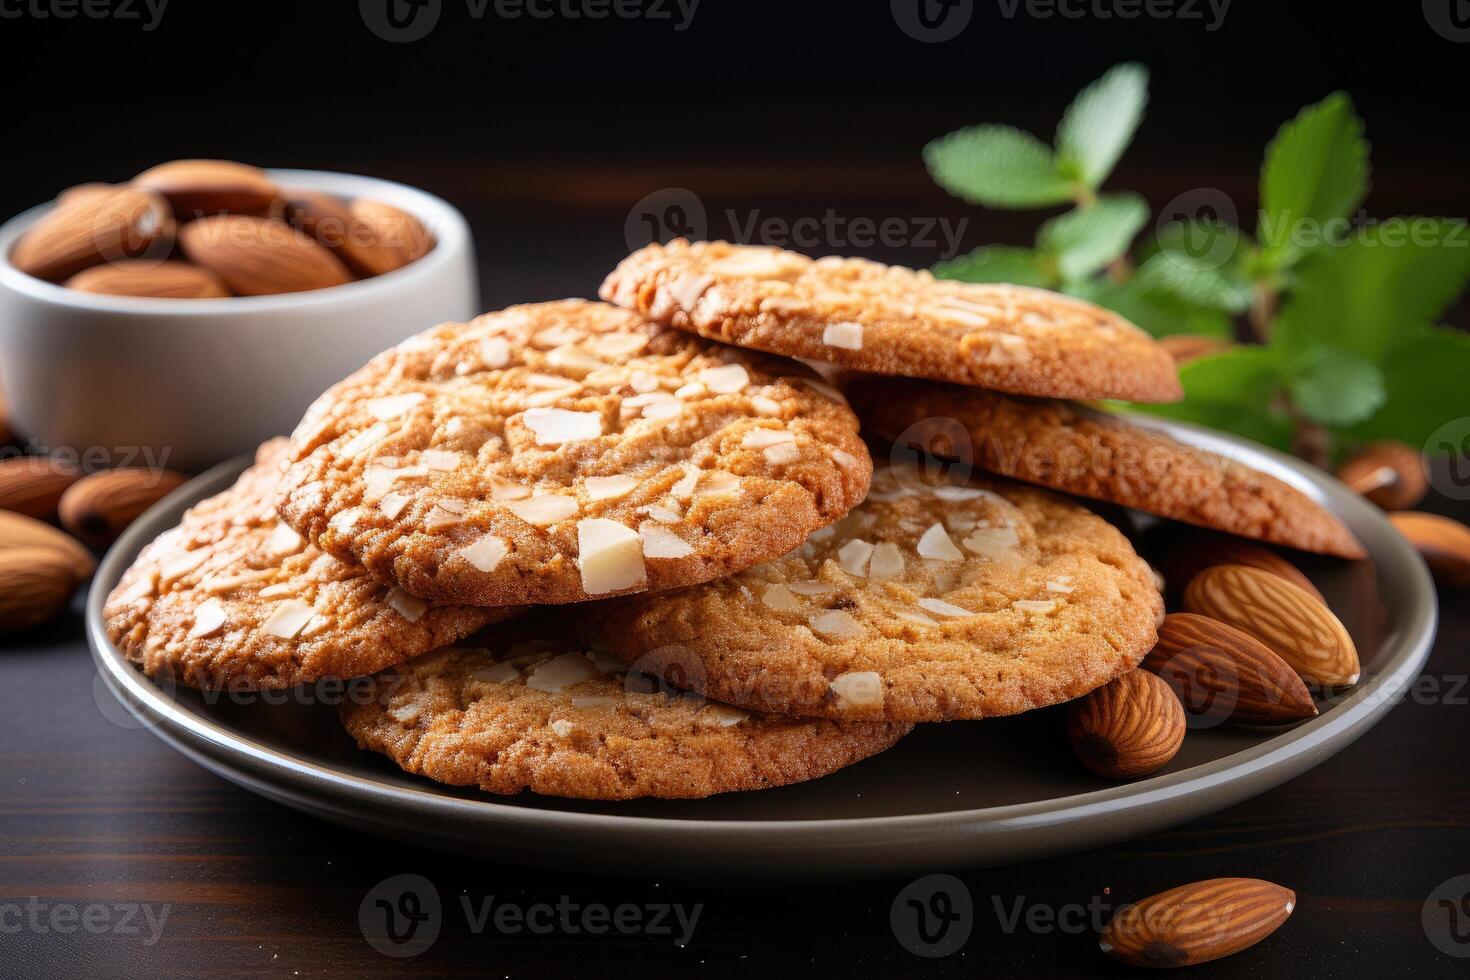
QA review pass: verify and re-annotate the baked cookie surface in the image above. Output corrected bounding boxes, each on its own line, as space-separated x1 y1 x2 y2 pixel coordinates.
600 240 1182 403
851 378 1366 559
103 440 506 690
339 626 910 800
277 300 871 607
592 466 1164 722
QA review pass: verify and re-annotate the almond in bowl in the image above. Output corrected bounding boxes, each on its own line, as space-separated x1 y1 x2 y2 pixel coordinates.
7 159 437 299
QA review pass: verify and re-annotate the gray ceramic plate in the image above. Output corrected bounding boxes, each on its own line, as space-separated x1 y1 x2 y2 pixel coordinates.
86 417 1437 880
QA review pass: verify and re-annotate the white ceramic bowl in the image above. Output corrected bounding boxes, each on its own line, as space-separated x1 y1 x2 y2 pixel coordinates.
0 169 479 471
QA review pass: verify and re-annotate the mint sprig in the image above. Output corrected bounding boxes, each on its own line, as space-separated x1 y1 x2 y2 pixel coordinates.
1055 63 1149 190
923 65 1470 468
923 125 1076 209
1256 93 1370 272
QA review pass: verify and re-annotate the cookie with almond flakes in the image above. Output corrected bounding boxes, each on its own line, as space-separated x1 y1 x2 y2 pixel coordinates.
591 465 1164 722
276 299 871 607
849 377 1366 559
103 439 509 690
339 623 910 799
599 239 1183 403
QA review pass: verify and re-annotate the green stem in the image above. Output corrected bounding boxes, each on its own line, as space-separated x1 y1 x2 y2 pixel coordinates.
1106 253 1134 283
1248 281 1278 343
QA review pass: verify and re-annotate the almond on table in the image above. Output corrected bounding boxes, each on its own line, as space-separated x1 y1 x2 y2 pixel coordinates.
0 547 81 633
1101 878 1295 967
58 468 191 548
0 456 84 520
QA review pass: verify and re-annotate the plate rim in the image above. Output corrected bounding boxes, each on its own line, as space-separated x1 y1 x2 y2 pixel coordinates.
85 417 1438 844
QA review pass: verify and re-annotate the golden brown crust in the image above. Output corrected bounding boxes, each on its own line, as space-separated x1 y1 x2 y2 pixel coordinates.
339 629 910 800
851 378 1366 559
103 440 508 690
591 467 1164 722
277 300 871 607
600 240 1182 403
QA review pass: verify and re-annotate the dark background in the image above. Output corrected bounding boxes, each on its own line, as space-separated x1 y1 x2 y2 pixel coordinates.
4 2 1470 978
5 0 1470 311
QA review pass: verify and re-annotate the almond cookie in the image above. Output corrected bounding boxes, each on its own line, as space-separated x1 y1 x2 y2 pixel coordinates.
277 299 871 607
339 625 910 800
850 378 1366 559
591 466 1164 722
600 239 1182 403
104 440 508 690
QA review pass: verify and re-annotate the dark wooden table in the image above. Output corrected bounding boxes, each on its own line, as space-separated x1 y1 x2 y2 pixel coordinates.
1 491 1467 980
3 174 1470 977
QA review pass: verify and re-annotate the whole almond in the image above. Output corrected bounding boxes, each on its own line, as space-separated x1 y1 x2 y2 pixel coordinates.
1183 564 1360 686
59 468 190 548
134 159 278 220
0 456 84 519
1158 334 1232 365
0 547 78 632
1151 529 1323 603
56 182 119 209
0 512 96 579
346 198 434 275
1100 878 1295 967
179 215 353 296
66 259 231 299
1144 613 1317 724
1067 670 1186 779
1389 511 1470 588
281 189 387 277
1336 441 1427 511
10 187 171 282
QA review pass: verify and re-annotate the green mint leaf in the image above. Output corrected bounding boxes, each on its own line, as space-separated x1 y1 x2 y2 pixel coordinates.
1055 63 1149 189
1133 250 1252 313
1036 193 1149 282
1071 277 1233 339
1352 326 1470 447
932 245 1056 287
924 124 1075 209
1287 347 1386 427
1130 347 1293 450
1274 216 1470 362
1258 92 1370 270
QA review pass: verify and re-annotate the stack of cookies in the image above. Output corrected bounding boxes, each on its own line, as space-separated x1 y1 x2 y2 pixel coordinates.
104 239 1364 801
